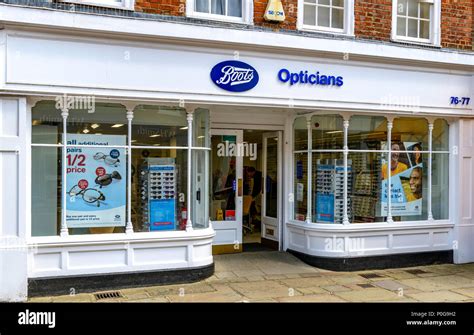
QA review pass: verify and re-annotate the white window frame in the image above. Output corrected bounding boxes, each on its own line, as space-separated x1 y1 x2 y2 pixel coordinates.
392 0 441 46
297 0 354 36
58 0 135 11
186 0 253 24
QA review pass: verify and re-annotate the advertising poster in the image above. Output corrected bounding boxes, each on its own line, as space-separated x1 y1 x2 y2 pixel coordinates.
381 142 423 216
66 134 126 228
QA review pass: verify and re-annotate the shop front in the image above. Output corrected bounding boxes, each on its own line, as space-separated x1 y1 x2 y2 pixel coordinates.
0 18 473 300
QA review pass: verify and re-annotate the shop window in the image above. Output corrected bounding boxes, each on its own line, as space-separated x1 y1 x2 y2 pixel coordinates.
57 0 134 10
31 102 209 237
187 0 251 23
292 114 449 225
298 0 354 35
393 0 440 45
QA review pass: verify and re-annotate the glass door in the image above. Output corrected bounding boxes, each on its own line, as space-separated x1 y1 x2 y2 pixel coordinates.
210 129 243 252
262 132 282 246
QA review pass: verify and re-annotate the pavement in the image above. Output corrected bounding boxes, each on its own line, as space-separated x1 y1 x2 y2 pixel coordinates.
29 251 474 303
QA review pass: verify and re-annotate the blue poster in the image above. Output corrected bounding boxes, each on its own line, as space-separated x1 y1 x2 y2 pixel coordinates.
66 134 126 228
316 194 335 223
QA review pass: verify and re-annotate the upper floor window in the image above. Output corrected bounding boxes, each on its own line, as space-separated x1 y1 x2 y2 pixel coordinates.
58 0 134 10
187 0 252 23
298 0 354 35
392 0 441 45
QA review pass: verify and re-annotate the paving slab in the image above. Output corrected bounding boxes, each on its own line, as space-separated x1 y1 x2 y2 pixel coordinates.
406 290 470 302
280 276 335 288
451 287 474 298
230 281 299 299
334 287 405 302
276 294 346 302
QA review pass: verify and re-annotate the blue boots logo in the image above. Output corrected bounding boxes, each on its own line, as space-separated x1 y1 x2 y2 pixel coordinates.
211 60 259 92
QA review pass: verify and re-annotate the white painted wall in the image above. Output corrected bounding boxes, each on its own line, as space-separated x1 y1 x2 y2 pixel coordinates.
0 98 28 301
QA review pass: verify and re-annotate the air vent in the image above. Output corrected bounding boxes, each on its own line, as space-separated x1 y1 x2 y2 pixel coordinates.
359 273 384 279
405 269 430 275
94 291 123 300
357 283 375 289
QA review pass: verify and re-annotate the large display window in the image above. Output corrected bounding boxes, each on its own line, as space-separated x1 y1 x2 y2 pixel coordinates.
31 101 210 237
293 113 450 224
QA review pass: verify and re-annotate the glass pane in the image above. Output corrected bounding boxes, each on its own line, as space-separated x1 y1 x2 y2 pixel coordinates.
294 153 307 221
294 117 308 151
313 153 344 224
305 0 316 3
348 115 387 150
210 135 237 221
398 154 428 222
228 0 242 17
192 150 209 229
312 115 344 150
420 3 431 19
407 18 418 38
132 149 187 232
132 106 187 147
317 6 330 27
265 136 278 218
432 153 449 220
398 0 407 15
211 0 225 15
303 4 316 26
66 138 127 235
331 8 344 29
420 20 430 39
193 108 210 148
392 118 429 152
433 119 449 151
407 0 418 18
67 103 127 137
318 0 330 5
195 0 209 13
397 17 407 36
32 101 62 144
32 147 61 236
332 0 344 7
349 152 385 223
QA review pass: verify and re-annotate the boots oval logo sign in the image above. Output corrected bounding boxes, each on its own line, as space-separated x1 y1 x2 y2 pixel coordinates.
210 60 259 92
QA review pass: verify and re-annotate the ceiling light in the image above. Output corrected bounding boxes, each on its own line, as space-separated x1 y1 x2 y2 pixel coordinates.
180 126 188 130
82 129 90 134
150 134 161 138
325 130 343 134
111 124 124 128
91 124 100 129
197 135 205 139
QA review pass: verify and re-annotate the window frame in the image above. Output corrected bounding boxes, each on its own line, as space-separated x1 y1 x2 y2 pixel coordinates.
57 0 135 11
186 0 253 24
391 0 441 46
297 0 354 36
291 113 450 225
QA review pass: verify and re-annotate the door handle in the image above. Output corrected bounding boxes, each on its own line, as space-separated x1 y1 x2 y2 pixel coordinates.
197 189 201 202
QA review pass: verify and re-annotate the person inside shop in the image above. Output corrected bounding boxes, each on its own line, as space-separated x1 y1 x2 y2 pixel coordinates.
244 166 262 228
382 142 408 180
410 143 422 166
223 158 236 211
406 167 422 202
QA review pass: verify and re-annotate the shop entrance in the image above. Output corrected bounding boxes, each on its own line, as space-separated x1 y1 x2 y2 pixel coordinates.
210 129 282 254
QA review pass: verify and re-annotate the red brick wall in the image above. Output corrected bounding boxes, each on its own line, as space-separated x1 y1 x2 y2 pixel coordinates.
135 0 185 16
441 0 473 50
354 0 392 41
254 0 298 31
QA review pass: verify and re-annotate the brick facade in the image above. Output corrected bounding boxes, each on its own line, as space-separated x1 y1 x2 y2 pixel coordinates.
441 0 473 50
132 0 472 50
354 0 392 41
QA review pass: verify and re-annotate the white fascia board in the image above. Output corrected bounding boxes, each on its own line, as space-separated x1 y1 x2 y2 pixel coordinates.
0 4 472 68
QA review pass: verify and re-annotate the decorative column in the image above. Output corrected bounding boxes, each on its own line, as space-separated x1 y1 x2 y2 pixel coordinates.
60 107 69 237
386 120 393 224
428 122 434 221
186 109 194 231
343 119 350 225
125 107 134 234
306 116 312 224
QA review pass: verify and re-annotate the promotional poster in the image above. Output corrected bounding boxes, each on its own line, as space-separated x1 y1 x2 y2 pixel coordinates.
381 142 423 216
66 134 126 228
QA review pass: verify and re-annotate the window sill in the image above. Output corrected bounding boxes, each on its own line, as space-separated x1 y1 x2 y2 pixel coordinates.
298 26 354 38
391 37 441 49
27 227 216 246
57 0 135 11
287 219 453 233
187 13 250 25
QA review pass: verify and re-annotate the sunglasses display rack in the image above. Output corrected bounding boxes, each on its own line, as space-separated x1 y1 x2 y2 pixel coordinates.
314 159 352 224
138 158 178 231
350 153 382 223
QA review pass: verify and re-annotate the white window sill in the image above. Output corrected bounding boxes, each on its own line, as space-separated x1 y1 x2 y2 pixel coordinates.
187 12 250 25
391 37 441 48
57 0 135 11
298 26 354 38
